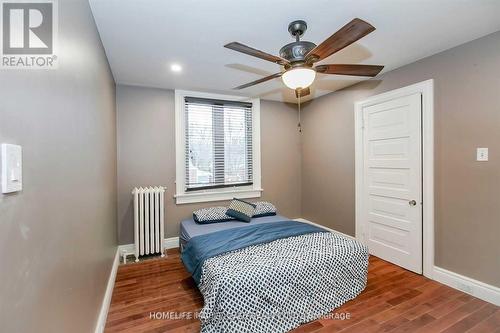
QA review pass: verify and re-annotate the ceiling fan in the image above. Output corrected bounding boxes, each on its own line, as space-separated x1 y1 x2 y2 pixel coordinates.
225 18 384 98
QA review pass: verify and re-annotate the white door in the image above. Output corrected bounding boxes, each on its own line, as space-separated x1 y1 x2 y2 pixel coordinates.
361 93 422 273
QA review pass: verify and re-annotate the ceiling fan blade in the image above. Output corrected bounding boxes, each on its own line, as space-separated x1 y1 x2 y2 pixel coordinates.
225 42 289 66
315 64 384 77
306 18 375 63
234 72 283 90
295 87 310 98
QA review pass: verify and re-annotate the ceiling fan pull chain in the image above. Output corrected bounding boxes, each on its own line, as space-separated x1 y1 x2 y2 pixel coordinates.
298 92 302 133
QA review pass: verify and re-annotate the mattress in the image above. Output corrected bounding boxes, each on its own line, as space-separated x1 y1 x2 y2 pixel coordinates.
180 214 288 250
181 220 369 333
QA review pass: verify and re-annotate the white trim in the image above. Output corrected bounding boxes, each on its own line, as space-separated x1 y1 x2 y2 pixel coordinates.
175 188 263 204
294 218 356 240
354 79 434 278
433 266 500 306
118 236 180 263
174 90 262 204
94 248 120 333
164 236 180 249
118 243 134 257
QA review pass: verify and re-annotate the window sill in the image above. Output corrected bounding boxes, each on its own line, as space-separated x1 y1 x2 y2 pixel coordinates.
175 188 263 205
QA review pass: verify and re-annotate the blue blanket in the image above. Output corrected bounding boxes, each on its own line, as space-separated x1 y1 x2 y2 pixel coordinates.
181 220 328 284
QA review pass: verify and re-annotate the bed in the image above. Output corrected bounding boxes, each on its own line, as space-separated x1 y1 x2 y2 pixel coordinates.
180 215 369 333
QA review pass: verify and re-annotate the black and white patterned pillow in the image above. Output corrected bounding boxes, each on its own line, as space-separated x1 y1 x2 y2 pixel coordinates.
226 198 256 222
253 201 277 217
193 207 235 224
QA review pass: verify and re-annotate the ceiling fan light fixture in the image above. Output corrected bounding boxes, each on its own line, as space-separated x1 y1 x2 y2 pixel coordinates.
281 67 316 90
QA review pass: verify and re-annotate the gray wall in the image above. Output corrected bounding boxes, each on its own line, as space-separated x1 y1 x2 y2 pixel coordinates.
116 85 301 243
0 1 117 332
301 31 500 287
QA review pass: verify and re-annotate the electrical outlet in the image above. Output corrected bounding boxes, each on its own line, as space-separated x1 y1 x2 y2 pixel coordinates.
476 148 488 161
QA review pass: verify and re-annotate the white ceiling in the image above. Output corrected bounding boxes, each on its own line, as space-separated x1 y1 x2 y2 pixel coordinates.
89 0 500 103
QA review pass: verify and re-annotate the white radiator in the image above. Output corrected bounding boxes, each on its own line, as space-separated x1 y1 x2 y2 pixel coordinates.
132 186 166 262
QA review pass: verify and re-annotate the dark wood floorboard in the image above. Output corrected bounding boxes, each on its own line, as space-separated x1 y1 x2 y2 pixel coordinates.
105 249 499 333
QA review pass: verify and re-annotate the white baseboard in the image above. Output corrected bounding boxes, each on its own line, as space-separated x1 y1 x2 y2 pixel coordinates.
164 236 180 249
117 243 134 255
433 266 500 306
95 247 120 333
118 237 180 261
294 218 356 240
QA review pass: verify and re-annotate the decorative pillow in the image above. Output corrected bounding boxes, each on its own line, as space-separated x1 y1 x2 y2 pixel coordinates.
226 198 256 222
253 201 277 218
193 207 235 224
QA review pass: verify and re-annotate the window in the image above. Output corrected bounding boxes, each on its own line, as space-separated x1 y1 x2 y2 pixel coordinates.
184 97 253 190
175 90 261 204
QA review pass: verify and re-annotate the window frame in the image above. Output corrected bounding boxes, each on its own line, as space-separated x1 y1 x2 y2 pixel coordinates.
174 90 262 204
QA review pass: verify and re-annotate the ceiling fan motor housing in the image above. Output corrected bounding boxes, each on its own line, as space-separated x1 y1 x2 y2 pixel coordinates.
279 41 316 64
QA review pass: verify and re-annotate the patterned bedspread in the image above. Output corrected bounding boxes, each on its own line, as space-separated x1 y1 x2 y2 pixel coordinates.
197 231 369 333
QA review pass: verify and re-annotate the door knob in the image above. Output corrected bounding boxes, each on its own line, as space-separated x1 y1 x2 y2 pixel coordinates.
409 200 417 206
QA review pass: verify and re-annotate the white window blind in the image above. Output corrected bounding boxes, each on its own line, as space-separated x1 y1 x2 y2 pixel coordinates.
184 97 253 191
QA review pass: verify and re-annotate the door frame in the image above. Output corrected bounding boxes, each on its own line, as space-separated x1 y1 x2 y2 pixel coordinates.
354 79 434 278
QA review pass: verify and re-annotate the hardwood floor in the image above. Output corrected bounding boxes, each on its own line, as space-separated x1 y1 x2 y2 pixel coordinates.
105 249 499 333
